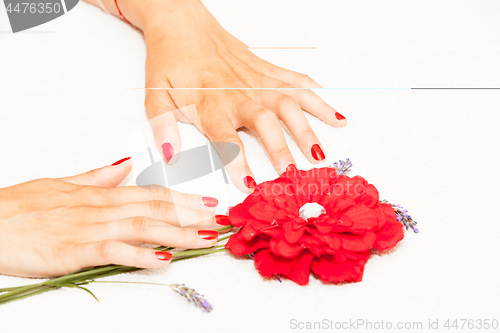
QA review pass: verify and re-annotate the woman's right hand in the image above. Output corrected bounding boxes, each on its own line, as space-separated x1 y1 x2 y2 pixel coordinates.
0 157 222 278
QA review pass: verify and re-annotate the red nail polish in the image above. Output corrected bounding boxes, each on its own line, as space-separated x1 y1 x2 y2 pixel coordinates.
162 142 174 163
198 230 218 240
111 157 131 166
311 144 325 161
202 197 219 207
335 112 346 120
243 176 257 189
155 251 172 261
286 164 297 172
215 214 231 225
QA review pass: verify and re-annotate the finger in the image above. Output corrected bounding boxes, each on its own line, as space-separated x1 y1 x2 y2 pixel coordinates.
59 157 133 187
73 185 219 211
252 61 347 127
77 201 218 228
255 90 326 164
145 78 182 164
239 100 296 173
203 117 256 193
70 240 173 270
91 217 219 249
286 87 347 128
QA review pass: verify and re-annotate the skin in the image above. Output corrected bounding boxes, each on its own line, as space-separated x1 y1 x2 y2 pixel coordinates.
0 159 221 277
85 0 346 192
0 0 346 278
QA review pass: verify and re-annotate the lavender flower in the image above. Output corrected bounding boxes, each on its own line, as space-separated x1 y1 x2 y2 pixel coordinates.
380 200 419 233
170 284 213 313
333 158 352 175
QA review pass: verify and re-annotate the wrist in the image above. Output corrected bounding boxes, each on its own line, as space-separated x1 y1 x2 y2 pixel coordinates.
112 0 205 32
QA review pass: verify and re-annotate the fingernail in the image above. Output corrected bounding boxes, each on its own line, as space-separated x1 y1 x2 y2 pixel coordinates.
202 196 218 207
311 144 325 161
111 157 131 166
198 230 218 240
335 112 346 120
243 176 257 189
155 251 172 261
215 214 231 225
161 142 174 163
286 164 297 172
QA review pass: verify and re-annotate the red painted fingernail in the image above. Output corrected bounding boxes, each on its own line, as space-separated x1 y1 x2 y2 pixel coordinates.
161 142 174 163
198 230 218 240
335 112 346 120
215 214 231 225
286 164 297 172
111 157 131 166
202 197 218 207
243 176 257 189
155 251 172 261
311 144 325 161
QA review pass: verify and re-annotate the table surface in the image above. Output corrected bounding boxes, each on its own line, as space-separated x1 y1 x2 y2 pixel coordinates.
1 1 499 332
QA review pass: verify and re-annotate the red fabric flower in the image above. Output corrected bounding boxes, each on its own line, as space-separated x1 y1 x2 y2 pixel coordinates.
225 167 404 285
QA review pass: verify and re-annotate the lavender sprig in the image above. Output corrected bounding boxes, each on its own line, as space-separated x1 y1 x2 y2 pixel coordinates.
333 158 352 175
380 200 419 233
170 284 213 313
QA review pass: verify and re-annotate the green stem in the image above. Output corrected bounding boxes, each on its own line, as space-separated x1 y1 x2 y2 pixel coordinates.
172 246 225 258
0 282 44 302
0 226 235 306
172 249 228 262
215 225 233 232
216 234 231 243
0 285 56 305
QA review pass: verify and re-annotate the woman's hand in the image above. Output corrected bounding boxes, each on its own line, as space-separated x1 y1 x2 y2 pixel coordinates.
141 0 346 192
0 158 221 278
85 0 346 192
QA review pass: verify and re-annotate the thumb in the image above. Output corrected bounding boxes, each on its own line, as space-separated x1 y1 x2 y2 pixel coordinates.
59 157 133 187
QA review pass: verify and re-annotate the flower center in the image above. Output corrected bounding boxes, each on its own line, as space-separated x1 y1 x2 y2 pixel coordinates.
299 202 326 220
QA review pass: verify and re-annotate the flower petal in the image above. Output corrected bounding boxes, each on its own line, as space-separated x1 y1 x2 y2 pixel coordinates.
270 238 305 258
355 184 379 208
314 232 341 251
373 222 404 251
341 204 378 232
310 255 368 283
283 222 306 243
341 232 376 252
226 232 269 255
254 249 297 276
282 250 315 285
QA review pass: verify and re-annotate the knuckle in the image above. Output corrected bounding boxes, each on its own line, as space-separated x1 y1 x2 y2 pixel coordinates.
131 216 150 233
149 200 171 216
171 193 189 208
254 109 278 124
98 240 116 260
296 88 317 101
147 186 166 201
302 128 316 138
177 226 192 241
277 82 295 90
85 169 101 179
297 73 313 85
206 125 238 143
199 95 220 114
272 145 291 156
276 94 298 110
